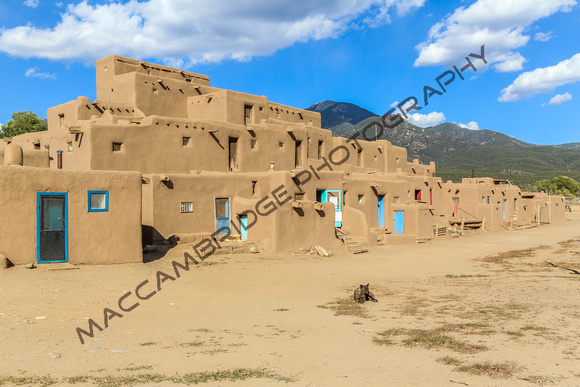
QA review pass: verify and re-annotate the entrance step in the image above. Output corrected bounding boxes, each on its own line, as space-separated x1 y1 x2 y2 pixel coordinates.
39 263 79 270
336 228 369 254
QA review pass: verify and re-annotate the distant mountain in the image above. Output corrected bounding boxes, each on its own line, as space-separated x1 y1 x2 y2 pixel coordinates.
428 122 533 149
306 100 377 129
557 142 580 149
306 100 580 189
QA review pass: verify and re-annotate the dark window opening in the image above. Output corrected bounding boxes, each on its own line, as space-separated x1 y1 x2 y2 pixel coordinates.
415 190 422 201
295 140 302 168
244 104 253 125
228 137 238 171
182 137 190 146
112 142 123 152
357 148 362 166
316 190 323 202
318 140 323 160
251 180 257 195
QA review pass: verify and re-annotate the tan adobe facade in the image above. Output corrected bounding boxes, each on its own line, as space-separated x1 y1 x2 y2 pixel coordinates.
0 55 567 265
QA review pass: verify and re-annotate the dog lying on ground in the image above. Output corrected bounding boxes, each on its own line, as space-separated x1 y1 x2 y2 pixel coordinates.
354 283 378 303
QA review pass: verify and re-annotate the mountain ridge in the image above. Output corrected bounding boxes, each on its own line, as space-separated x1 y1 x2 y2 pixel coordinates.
306 100 580 189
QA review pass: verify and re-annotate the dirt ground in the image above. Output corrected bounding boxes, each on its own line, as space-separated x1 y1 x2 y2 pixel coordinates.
1 212 580 386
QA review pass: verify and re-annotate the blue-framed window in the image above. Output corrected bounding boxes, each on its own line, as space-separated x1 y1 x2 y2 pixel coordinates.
88 190 109 212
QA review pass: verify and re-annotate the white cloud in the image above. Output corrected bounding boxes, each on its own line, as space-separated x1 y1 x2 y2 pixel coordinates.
459 121 480 130
0 0 425 65
23 0 39 8
407 111 446 127
534 31 554 41
547 92 572 105
499 53 580 101
414 0 576 72
25 67 57 80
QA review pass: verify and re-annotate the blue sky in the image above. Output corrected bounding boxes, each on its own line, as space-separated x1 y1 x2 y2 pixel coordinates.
0 0 579 145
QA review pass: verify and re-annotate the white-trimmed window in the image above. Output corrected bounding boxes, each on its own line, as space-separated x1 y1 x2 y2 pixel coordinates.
181 202 193 213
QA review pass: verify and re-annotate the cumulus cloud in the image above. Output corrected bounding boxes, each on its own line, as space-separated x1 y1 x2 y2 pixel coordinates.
499 53 580 101
459 121 480 130
407 111 446 127
23 0 39 8
25 67 57 79
534 31 554 41
0 0 424 65
547 92 572 105
414 0 576 72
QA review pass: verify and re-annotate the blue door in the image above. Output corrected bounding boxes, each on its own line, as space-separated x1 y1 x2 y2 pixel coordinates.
37 192 68 263
377 195 385 228
321 189 342 227
394 211 404 234
503 199 507 221
239 215 248 240
215 197 230 232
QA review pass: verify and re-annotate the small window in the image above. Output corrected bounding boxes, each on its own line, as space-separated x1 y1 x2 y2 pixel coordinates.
252 180 257 195
279 141 284 148
487 196 491 204
67 142 73 152
182 137 190 146
34 142 41 150
59 114 64 127
181 202 193 212
251 139 257 149
112 142 123 152
358 194 364 203
44 145 50 151
317 140 323 160
88 191 109 212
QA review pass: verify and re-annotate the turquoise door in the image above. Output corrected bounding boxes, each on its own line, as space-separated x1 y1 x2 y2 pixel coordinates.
37 192 68 263
215 197 230 232
240 215 248 240
394 211 404 234
377 195 385 228
321 189 342 227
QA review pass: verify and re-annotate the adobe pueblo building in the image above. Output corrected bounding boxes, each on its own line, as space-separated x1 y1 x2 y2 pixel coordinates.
0 56 566 265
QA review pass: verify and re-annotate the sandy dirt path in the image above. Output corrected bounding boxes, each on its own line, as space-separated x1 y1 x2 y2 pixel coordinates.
1 213 580 386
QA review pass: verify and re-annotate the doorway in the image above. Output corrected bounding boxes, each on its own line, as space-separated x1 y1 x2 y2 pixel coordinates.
215 197 230 233
377 195 385 228
394 211 404 234
37 192 68 263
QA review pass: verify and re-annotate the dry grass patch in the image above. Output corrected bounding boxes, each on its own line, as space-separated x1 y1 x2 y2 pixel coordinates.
455 361 522 379
521 375 561 385
481 248 540 265
468 302 529 320
437 356 463 366
0 376 57 386
320 297 372 319
374 325 487 354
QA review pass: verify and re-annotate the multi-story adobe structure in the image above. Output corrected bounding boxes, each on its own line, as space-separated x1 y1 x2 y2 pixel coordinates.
0 56 566 265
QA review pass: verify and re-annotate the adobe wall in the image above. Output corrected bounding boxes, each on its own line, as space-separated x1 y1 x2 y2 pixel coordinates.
142 171 341 252
0 147 49 168
0 166 142 265
436 178 529 231
521 193 566 224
